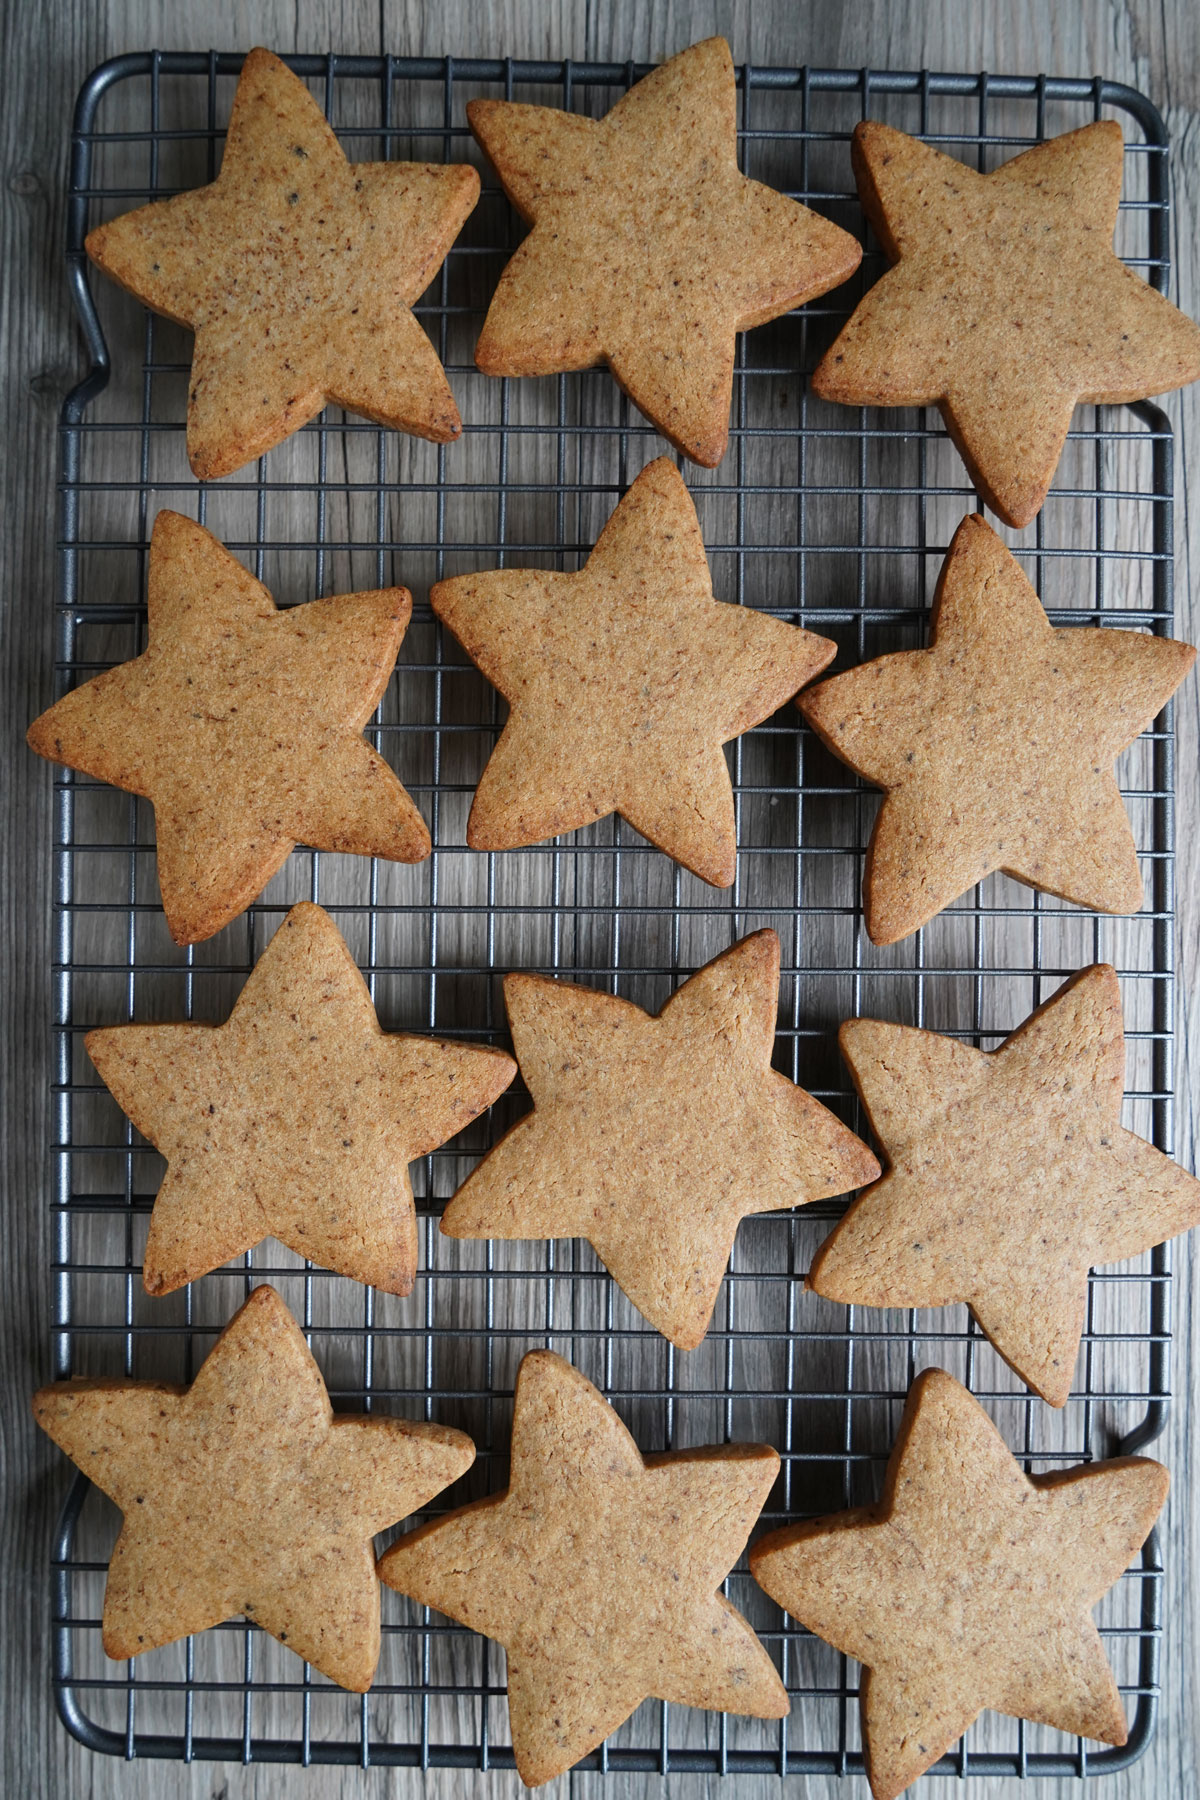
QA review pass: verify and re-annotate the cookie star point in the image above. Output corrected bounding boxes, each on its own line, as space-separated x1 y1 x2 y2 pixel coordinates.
751 1370 1167 1799
379 1349 785 1783
86 48 479 478
33 1284 475 1691
442 929 877 1350
27 514 432 943
814 119 1200 526
799 513 1195 942
471 38 861 465
84 901 515 1296
811 966 1200 1405
434 458 836 886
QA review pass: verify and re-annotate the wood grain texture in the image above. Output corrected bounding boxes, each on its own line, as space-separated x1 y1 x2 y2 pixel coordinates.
3 4 1198 1800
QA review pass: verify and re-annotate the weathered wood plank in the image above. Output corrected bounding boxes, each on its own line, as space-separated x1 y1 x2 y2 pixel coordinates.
3 4 1198 1800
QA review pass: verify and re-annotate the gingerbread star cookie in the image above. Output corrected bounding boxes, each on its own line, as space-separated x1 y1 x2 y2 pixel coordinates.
379 1349 786 1784
799 512 1195 943
33 1285 475 1690
813 120 1200 527
86 48 479 479
433 457 836 885
441 930 878 1349
752 1368 1168 1800
810 965 1200 1405
469 37 861 465
86 902 516 1297
27 511 431 944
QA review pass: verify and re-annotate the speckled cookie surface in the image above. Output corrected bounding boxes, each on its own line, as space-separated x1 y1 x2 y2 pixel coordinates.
432 457 836 886
798 512 1195 944
751 1368 1168 1800
813 120 1200 527
33 1285 475 1691
469 38 861 466
85 903 516 1297
86 47 479 479
27 511 431 944
809 966 1200 1405
379 1349 786 1785
441 930 878 1350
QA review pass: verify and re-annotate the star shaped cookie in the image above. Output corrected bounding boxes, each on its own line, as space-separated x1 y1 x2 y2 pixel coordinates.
33 1284 475 1690
86 902 516 1296
441 930 879 1349
752 1368 1168 1800
813 120 1200 527
469 37 861 465
27 511 431 944
432 457 836 885
809 964 1200 1405
379 1349 786 1783
87 48 479 479
799 512 1195 944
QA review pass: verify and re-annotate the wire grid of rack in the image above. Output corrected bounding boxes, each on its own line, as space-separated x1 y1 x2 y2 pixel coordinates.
47 50 1178 1778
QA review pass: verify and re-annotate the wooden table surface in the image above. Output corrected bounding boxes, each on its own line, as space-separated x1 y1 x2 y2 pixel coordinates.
4 2 1198 1797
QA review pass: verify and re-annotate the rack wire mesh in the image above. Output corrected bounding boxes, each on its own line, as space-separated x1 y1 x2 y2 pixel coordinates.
48 50 1178 1776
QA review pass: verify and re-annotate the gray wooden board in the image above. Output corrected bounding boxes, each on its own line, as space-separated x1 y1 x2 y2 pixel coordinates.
2 3 1198 1799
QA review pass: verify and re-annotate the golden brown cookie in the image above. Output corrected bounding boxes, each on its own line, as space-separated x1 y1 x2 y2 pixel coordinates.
469 38 861 466
379 1349 786 1784
86 47 479 479
33 1284 475 1691
810 966 1200 1405
799 512 1195 944
752 1367 1168 1800
85 902 516 1297
441 930 878 1349
812 120 1200 527
27 511 431 944
432 456 836 885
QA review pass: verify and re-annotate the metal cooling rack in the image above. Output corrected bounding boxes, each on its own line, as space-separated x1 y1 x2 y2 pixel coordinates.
47 51 1178 1777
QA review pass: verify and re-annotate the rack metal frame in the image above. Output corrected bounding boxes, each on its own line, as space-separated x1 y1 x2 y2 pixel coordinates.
48 51 1176 1776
